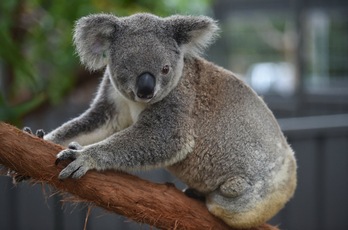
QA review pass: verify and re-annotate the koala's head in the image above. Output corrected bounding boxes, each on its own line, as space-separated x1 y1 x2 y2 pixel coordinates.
74 13 219 103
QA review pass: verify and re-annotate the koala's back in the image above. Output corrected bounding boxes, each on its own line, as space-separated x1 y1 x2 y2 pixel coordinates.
168 57 296 227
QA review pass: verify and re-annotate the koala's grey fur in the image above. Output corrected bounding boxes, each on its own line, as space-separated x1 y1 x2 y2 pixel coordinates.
44 13 297 228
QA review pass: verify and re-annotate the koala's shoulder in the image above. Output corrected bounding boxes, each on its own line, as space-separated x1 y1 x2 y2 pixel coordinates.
183 57 243 93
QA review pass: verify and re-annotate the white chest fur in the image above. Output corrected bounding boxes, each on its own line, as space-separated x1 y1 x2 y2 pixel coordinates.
127 101 147 123
108 86 148 128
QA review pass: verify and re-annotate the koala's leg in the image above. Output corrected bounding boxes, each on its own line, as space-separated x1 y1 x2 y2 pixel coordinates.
55 90 196 179
219 176 250 198
44 77 128 147
206 177 282 228
206 180 262 228
44 99 118 147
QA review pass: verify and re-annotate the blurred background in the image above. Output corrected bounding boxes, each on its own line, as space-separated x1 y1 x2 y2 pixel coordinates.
0 0 347 229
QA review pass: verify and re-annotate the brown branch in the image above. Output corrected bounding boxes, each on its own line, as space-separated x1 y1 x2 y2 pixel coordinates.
0 122 278 230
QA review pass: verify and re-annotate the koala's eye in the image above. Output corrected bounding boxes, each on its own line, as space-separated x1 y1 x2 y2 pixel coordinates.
161 65 170 75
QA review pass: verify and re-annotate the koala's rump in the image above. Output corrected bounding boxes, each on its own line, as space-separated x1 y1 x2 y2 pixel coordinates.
168 58 294 195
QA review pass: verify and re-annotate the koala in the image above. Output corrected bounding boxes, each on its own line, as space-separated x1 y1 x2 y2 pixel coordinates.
45 13 297 228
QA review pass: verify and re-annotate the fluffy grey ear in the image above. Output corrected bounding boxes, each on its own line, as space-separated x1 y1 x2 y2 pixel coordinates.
166 15 219 56
73 14 120 70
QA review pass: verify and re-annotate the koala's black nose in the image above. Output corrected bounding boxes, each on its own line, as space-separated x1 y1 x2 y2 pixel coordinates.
136 72 155 100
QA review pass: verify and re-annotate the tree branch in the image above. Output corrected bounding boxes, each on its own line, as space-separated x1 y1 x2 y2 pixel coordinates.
0 122 278 230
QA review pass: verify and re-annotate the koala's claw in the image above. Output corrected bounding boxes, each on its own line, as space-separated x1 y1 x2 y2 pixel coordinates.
55 142 83 166
23 127 33 134
54 155 76 166
68 141 83 150
23 127 45 138
56 148 90 179
58 156 89 179
54 158 61 166
58 158 89 179
55 149 79 165
36 129 45 138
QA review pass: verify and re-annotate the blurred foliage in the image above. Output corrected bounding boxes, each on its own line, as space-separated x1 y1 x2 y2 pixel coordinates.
328 14 348 78
212 11 348 83
0 0 213 124
212 14 293 74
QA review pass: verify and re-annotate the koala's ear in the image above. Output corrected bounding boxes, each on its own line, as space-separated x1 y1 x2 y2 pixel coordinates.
73 14 120 70
166 15 219 56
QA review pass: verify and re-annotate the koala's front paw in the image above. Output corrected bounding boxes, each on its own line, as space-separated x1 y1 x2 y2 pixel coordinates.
23 127 45 138
55 148 92 180
68 141 83 150
55 141 83 165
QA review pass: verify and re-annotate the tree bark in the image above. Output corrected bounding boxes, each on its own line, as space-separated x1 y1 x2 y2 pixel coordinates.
0 122 278 230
